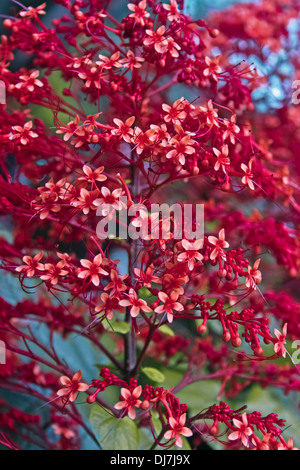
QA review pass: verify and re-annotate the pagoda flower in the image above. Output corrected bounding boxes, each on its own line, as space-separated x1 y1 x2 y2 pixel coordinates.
134 264 161 287
10 121 38 145
119 50 145 70
208 228 229 260
149 124 170 145
164 413 193 448
162 98 187 125
213 145 230 173
14 70 44 92
278 437 298 450
228 413 253 448
245 259 262 289
203 55 222 81
15 251 44 278
19 2 46 19
93 187 125 216
161 273 188 296
119 288 152 318
32 193 61 220
222 114 240 144
77 253 108 287
95 293 126 320
77 165 107 185
72 188 100 215
165 37 181 58
163 0 180 22
196 100 220 128
144 26 168 53
104 269 129 296
177 239 204 271
114 386 143 419
274 323 287 358
77 59 102 89
241 158 255 190
111 116 135 143
251 433 271 450
166 134 195 166
40 261 69 285
128 0 150 27
131 127 155 155
96 51 122 70
57 370 89 403
56 115 81 142
154 291 184 323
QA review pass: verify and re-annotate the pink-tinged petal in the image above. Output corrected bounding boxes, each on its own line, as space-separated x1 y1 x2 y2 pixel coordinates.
101 186 110 197
80 259 92 268
181 427 193 437
91 275 100 286
175 435 183 447
178 413 186 427
69 392 78 402
132 386 142 399
57 388 70 397
174 302 184 311
121 388 131 399
127 407 136 419
228 431 240 441
169 417 177 429
77 383 89 392
232 418 243 429
114 401 126 410
167 312 174 323
94 253 103 265
158 292 168 302
154 306 165 314
72 370 82 382
141 304 153 313
60 376 72 386
164 430 173 440
242 413 248 426
181 239 192 250
208 236 218 246
130 305 140 317
274 329 281 340
241 434 250 447
119 300 131 307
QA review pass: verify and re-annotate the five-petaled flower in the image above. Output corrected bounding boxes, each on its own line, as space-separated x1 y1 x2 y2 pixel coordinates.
177 239 204 270
15 251 44 278
119 288 152 317
57 370 89 403
164 413 193 448
77 254 108 286
154 291 184 323
274 323 287 358
208 229 229 260
228 413 253 448
114 386 143 419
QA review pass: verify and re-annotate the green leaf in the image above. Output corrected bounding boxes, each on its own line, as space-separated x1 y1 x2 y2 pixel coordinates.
142 367 165 383
89 406 140 450
101 318 130 335
158 325 175 336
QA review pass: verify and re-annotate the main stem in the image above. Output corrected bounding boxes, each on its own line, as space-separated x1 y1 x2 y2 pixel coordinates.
124 154 139 380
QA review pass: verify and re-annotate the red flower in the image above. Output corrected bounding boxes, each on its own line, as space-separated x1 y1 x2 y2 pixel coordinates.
114 386 143 419
57 370 89 403
164 413 193 448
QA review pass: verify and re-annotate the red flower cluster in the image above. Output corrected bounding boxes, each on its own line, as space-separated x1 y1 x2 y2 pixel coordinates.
0 0 299 451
